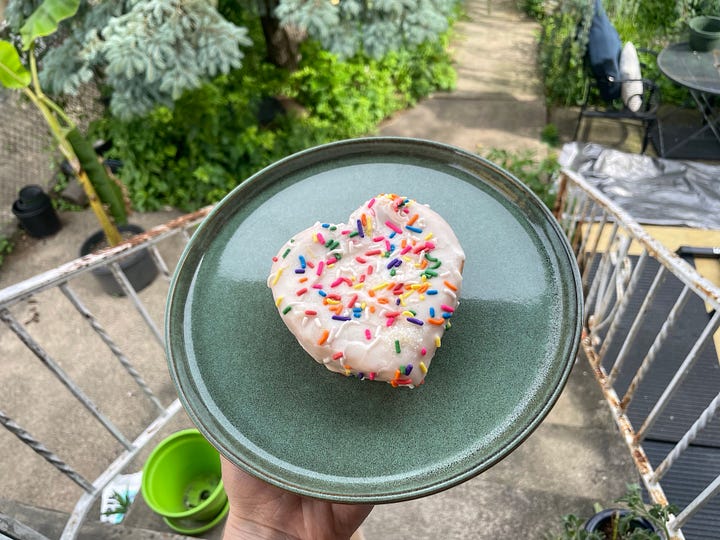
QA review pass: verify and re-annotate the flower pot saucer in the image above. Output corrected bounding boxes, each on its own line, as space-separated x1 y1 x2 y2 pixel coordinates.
163 500 229 535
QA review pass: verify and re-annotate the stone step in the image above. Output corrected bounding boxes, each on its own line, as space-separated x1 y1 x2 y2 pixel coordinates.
379 96 549 154
451 4 543 101
0 498 196 540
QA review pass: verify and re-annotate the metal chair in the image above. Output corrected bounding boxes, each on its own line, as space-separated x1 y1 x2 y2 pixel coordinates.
574 54 664 156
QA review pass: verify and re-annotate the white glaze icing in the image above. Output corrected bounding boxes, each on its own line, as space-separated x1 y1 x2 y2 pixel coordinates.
267 194 465 387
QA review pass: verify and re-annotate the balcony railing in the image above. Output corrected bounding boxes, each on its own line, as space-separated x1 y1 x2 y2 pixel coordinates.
556 168 720 540
0 207 210 539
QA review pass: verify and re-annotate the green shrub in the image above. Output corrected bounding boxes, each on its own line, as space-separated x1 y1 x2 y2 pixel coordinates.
537 0 594 107
290 43 403 137
521 0 549 21
481 148 560 210
541 122 561 147
536 0 713 108
546 484 677 540
92 30 456 212
291 36 456 133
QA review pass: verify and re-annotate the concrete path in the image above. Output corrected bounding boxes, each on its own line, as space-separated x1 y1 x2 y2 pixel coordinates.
0 0 639 538
379 0 549 155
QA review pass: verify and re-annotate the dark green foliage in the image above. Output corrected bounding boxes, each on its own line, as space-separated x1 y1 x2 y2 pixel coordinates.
546 484 678 540
91 32 456 212
536 0 720 108
51 170 85 212
289 43 403 137
537 0 594 107
614 485 677 539
292 36 456 136
541 123 561 147
102 490 133 519
520 0 548 21
549 514 605 540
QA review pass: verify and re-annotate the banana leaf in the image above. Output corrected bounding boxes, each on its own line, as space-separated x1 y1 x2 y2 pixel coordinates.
20 0 81 50
0 41 31 88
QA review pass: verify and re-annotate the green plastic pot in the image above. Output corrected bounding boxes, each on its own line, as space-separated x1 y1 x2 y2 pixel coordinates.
141 429 227 527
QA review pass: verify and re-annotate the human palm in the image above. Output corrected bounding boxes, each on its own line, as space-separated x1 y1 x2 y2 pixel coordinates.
221 457 373 540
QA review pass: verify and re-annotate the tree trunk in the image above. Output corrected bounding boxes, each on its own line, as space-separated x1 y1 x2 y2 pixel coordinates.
260 14 299 70
259 0 300 70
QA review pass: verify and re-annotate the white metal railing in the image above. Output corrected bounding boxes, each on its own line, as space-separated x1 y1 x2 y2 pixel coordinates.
556 168 720 539
0 207 211 539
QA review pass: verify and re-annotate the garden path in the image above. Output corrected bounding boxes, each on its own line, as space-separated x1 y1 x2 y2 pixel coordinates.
379 0 549 156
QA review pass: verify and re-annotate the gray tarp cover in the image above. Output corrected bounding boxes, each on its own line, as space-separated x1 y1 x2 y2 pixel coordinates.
559 142 720 230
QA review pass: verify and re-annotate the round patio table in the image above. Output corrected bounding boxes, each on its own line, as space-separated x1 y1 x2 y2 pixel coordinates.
657 42 720 156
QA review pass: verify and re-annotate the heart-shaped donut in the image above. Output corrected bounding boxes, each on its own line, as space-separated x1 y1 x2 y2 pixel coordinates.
268 194 465 387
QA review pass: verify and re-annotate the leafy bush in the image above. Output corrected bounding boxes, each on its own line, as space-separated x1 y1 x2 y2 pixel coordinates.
546 484 677 540
292 36 456 136
541 123 561 147
535 0 717 108
537 0 594 107
94 67 288 211
481 148 560 210
92 29 456 212
520 0 550 21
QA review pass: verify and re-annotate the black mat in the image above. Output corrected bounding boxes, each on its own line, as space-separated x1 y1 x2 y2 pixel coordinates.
586 254 720 539
643 441 720 540
592 255 720 444
650 116 720 161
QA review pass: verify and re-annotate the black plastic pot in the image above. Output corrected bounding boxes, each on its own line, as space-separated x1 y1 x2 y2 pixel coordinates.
585 509 663 538
12 185 62 238
80 224 158 296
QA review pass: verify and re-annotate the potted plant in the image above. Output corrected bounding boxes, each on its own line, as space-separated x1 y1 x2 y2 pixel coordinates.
546 484 678 540
0 0 156 295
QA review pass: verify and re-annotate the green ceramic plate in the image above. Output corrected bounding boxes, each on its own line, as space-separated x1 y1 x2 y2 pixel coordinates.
166 137 582 503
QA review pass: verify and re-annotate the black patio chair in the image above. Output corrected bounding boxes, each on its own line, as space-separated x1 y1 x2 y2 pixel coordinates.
573 0 663 155
574 56 663 155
